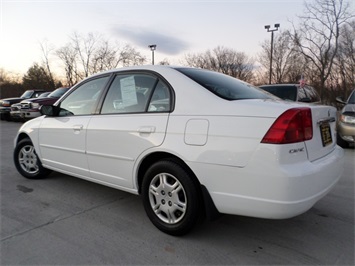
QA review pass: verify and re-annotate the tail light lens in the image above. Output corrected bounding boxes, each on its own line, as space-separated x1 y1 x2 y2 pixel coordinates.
261 108 313 144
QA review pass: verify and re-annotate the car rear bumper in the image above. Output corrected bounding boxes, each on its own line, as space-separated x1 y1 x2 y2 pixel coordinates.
190 145 344 219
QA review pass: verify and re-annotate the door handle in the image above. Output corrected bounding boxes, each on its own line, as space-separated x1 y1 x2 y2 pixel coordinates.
138 126 156 134
73 125 84 132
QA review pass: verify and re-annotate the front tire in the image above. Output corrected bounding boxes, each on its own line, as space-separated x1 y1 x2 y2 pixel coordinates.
13 138 51 179
142 160 202 236
337 133 349 148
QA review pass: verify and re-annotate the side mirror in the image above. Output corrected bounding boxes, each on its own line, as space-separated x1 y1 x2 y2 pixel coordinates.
40 105 58 116
336 96 346 105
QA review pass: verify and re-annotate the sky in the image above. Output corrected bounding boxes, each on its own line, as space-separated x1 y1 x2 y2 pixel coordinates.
0 0 306 78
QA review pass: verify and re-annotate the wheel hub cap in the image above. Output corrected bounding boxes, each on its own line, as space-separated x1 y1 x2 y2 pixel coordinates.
18 145 39 174
148 173 187 224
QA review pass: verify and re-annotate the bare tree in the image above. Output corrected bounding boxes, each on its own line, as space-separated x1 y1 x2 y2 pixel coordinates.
259 30 306 84
117 44 146 67
90 43 145 72
39 40 56 90
56 44 80 86
71 32 100 78
158 58 170 65
0 68 24 98
291 0 354 100
184 51 211 69
184 46 255 82
0 68 21 84
56 32 146 86
335 20 355 96
90 40 118 73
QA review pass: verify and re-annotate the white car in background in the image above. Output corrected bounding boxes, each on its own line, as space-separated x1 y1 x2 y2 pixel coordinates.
13 66 344 236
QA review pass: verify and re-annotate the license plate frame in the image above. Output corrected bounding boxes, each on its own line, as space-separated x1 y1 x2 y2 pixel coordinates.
320 122 332 147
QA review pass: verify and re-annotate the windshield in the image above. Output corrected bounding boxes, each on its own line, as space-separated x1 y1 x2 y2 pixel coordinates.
20 90 34 99
48 88 69 98
176 68 271 100
348 90 355 104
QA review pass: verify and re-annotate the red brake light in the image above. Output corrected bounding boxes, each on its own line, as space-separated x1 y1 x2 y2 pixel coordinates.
261 108 313 144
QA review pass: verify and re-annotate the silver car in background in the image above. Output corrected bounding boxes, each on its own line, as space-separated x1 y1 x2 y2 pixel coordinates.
336 89 355 148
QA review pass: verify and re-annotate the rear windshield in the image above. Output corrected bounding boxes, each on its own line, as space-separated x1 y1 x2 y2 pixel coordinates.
175 68 271 100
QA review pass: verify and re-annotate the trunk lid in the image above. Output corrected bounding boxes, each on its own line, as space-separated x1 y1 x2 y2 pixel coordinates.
305 105 338 161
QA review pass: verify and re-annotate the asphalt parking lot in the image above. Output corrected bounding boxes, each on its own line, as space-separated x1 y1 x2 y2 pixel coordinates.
1 120 354 265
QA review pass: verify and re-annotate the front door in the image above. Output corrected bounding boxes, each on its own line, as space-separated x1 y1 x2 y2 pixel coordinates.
38 76 110 177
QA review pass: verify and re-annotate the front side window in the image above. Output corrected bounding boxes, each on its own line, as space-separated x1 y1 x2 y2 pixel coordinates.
59 76 109 116
101 73 171 114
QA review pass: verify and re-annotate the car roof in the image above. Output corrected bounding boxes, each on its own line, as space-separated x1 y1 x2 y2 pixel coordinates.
259 84 301 88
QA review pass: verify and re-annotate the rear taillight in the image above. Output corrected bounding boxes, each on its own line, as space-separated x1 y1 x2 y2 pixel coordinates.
261 108 313 144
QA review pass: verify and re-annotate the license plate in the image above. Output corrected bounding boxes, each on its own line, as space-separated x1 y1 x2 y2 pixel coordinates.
320 122 332 147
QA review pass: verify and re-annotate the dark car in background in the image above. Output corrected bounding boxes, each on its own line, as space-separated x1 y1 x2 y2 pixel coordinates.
17 87 70 120
10 92 51 121
259 84 321 103
336 89 355 148
0 90 47 121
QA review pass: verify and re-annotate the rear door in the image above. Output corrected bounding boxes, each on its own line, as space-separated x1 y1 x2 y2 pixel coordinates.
86 73 172 189
305 105 338 161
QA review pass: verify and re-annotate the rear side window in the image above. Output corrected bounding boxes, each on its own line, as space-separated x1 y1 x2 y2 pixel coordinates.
101 74 156 114
101 73 171 114
298 86 320 102
176 68 271 100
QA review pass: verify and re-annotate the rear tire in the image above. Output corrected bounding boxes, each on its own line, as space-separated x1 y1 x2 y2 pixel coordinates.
13 138 51 179
142 160 202 236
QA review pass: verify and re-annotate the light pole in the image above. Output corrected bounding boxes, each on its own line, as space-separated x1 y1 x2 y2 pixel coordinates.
264 23 280 84
148 44 157 65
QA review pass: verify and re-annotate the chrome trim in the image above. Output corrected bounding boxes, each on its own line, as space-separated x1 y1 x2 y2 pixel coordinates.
317 117 336 125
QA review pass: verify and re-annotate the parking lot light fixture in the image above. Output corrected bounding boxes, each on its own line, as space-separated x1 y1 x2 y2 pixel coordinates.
264 23 280 84
148 44 157 65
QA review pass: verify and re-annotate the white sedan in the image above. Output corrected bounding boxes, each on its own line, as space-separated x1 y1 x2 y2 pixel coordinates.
13 66 344 235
